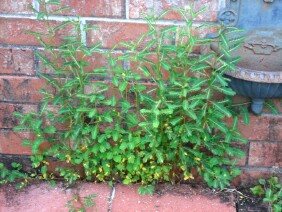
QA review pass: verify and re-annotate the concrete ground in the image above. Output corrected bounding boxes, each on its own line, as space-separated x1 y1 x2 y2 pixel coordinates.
0 182 236 212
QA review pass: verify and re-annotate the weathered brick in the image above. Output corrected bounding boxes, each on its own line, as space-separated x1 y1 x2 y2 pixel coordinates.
0 0 33 14
0 131 33 155
238 115 270 141
86 21 150 49
248 142 282 167
0 76 49 102
0 18 76 46
43 105 69 131
86 21 178 50
269 116 282 142
0 48 35 75
232 169 279 186
0 103 37 128
129 0 218 22
231 142 248 166
38 49 123 76
44 0 125 18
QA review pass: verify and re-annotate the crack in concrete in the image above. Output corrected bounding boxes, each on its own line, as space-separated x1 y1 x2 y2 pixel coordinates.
108 185 116 212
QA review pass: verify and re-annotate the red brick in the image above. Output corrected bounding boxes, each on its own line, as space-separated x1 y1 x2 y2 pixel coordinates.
224 115 270 141
231 142 247 166
248 142 282 167
0 0 33 14
86 21 150 49
0 48 35 75
232 169 278 186
129 0 218 22
43 105 69 131
269 117 282 142
0 131 33 155
39 49 123 76
237 115 270 141
44 0 125 18
0 18 76 46
0 76 49 102
0 103 37 128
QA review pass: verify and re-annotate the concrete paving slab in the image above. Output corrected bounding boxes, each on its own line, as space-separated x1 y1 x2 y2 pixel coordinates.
112 184 236 212
0 182 111 212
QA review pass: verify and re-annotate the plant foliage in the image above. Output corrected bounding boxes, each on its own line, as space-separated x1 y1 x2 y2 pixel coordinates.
3 1 248 193
251 177 282 212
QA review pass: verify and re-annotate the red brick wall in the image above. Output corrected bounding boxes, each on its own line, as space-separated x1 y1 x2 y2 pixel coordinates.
0 0 281 184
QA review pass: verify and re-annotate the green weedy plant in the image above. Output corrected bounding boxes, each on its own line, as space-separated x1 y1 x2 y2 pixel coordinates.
65 193 97 212
251 177 282 212
8 0 248 194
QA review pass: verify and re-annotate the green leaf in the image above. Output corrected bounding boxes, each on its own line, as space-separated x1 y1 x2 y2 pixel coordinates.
273 204 282 212
119 142 127 151
104 114 113 123
258 178 266 185
213 102 232 117
119 99 131 113
126 113 138 127
161 25 177 34
138 185 154 196
170 117 182 126
140 65 151 77
22 140 32 147
122 179 131 185
251 185 265 196
208 118 227 133
191 63 210 72
43 126 56 134
91 125 99 140
264 100 279 115
113 155 122 163
119 81 128 92
41 165 47 174
37 12 47 20
48 0 62 5
89 109 97 118
53 21 72 31
198 52 214 63
110 57 116 66
220 33 229 48
239 106 250 125
213 85 236 96
153 119 159 128
156 152 164 163
215 74 228 87
161 61 171 71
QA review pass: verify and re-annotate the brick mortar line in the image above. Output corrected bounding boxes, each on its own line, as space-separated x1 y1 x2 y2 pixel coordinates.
218 0 226 10
245 141 250 166
0 75 41 79
0 101 41 105
0 13 215 26
0 43 38 49
0 153 31 159
237 166 282 172
79 19 87 45
248 140 282 144
0 44 128 54
125 0 129 19
32 0 40 12
261 113 282 118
